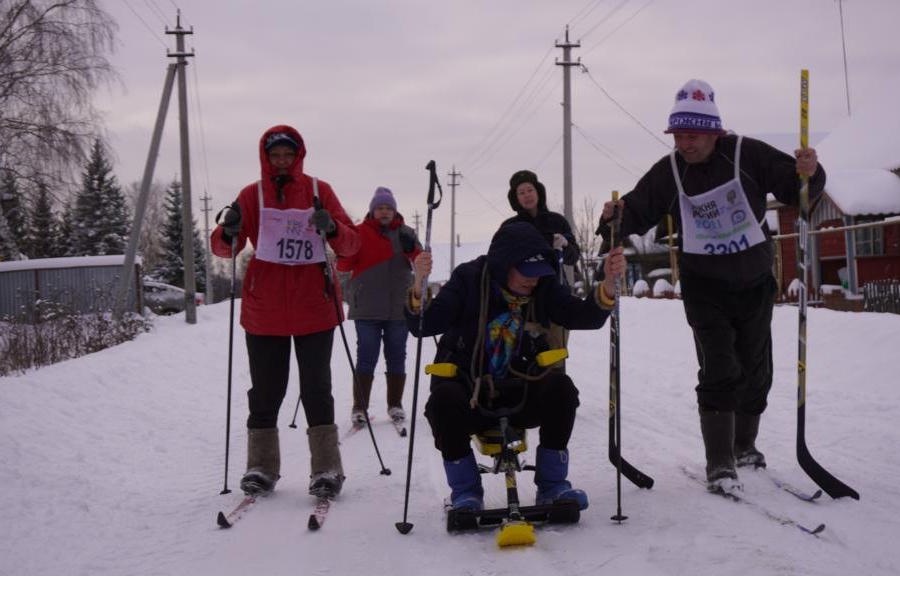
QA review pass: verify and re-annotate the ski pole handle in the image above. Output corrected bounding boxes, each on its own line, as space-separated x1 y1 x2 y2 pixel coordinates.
800 69 809 152
425 160 442 212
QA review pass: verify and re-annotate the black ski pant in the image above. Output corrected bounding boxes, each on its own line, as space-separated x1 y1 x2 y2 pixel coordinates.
424 371 580 461
245 329 336 429
681 274 776 416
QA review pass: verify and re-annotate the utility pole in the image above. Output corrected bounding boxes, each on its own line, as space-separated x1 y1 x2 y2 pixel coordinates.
114 63 177 319
555 26 581 227
413 211 421 240
200 191 213 304
168 12 197 324
448 166 461 270
114 10 197 322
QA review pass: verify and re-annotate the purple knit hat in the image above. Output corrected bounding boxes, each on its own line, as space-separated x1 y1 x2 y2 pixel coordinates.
369 187 397 214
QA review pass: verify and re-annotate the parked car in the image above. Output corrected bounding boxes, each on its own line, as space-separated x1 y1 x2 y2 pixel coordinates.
142 280 203 316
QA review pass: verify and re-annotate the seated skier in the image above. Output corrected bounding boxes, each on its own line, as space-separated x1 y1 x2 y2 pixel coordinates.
406 221 626 512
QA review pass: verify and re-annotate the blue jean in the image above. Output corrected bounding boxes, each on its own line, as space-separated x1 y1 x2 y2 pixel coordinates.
354 319 409 376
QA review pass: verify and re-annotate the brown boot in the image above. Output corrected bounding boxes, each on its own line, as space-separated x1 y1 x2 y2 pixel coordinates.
352 373 374 424
386 372 406 422
308 424 345 498
240 427 280 496
699 410 740 493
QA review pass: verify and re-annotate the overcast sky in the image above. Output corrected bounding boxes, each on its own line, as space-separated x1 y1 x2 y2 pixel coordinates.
96 0 900 244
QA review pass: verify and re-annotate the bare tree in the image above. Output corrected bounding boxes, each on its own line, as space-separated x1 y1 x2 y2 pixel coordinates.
573 195 603 289
0 0 117 193
124 179 166 272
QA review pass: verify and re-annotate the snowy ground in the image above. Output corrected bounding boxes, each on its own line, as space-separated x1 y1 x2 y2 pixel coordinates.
1 281 898 589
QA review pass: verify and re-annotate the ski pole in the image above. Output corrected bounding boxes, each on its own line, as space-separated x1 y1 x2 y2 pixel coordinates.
604 196 654 492
312 182 391 477
608 194 627 523
396 160 442 535
794 69 858 500
220 234 238 495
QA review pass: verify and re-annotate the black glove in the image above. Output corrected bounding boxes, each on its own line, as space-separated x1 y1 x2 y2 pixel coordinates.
217 202 241 242
311 208 336 235
398 225 417 253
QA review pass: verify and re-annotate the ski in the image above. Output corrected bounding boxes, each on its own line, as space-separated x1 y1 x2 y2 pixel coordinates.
391 417 408 437
342 422 365 440
681 467 825 536
749 469 822 502
307 496 331 530
217 494 257 529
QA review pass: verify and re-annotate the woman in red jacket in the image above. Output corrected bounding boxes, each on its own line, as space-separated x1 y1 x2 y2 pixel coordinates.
211 124 360 500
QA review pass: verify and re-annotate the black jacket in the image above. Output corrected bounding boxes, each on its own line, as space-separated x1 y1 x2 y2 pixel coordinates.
407 222 609 385
597 135 826 290
502 211 580 267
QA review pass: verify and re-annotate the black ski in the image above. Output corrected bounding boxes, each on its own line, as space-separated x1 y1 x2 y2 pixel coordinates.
681 467 825 536
308 496 331 530
217 494 257 529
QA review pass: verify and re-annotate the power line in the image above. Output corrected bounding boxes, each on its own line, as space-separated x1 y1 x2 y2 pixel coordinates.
457 45 555 169
190 54 212 198
572 123 641 176
568 0 608 29
466 68 559 174
577 0 631 40
121 0 168 48
461 178 506 217
141 0 168 25
580 64 670 148
582 0 656 55
532 134 563 172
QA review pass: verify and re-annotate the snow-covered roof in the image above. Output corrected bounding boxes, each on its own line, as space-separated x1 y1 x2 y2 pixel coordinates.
824 169 900 216
817 107 900 172
0 254 140 273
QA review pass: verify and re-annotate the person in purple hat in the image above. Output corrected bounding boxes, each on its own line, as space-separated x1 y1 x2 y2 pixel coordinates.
406 221 626 512
336 186 421 430
596 79 826 494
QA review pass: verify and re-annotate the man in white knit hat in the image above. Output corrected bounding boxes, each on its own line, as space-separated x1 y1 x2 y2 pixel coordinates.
596 79 825 494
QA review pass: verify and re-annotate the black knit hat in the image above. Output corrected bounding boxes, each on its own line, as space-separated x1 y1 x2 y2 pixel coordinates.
507 170 547 213
264 131 300 153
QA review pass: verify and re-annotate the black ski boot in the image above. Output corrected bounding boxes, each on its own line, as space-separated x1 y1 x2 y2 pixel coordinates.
700 410 741 494
735 413 766 469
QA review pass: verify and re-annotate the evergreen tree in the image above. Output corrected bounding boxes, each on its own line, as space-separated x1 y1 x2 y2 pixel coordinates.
1 170 28 257
70 139 130 256
57 199 76 257
28 182 62 258
152 179 206 292
0 210 21 261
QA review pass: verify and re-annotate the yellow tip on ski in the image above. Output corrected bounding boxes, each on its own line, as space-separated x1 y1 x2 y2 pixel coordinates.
496 521 536 548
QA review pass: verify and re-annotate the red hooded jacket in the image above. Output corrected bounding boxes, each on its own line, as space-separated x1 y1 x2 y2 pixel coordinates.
211 125 360 335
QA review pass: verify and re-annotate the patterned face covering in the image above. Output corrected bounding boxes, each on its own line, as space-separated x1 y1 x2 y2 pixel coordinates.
485 288 530 378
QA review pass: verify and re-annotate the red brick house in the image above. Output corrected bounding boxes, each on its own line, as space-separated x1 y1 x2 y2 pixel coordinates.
770 101 900 298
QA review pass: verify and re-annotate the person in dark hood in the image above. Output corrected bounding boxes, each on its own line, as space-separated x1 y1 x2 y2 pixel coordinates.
502 170 580 272
596 79 825 494
407 221 626 512
336 186 421 430
211 124 360 501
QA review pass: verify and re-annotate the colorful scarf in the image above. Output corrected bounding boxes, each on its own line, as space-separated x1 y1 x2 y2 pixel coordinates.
485 288 530 378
